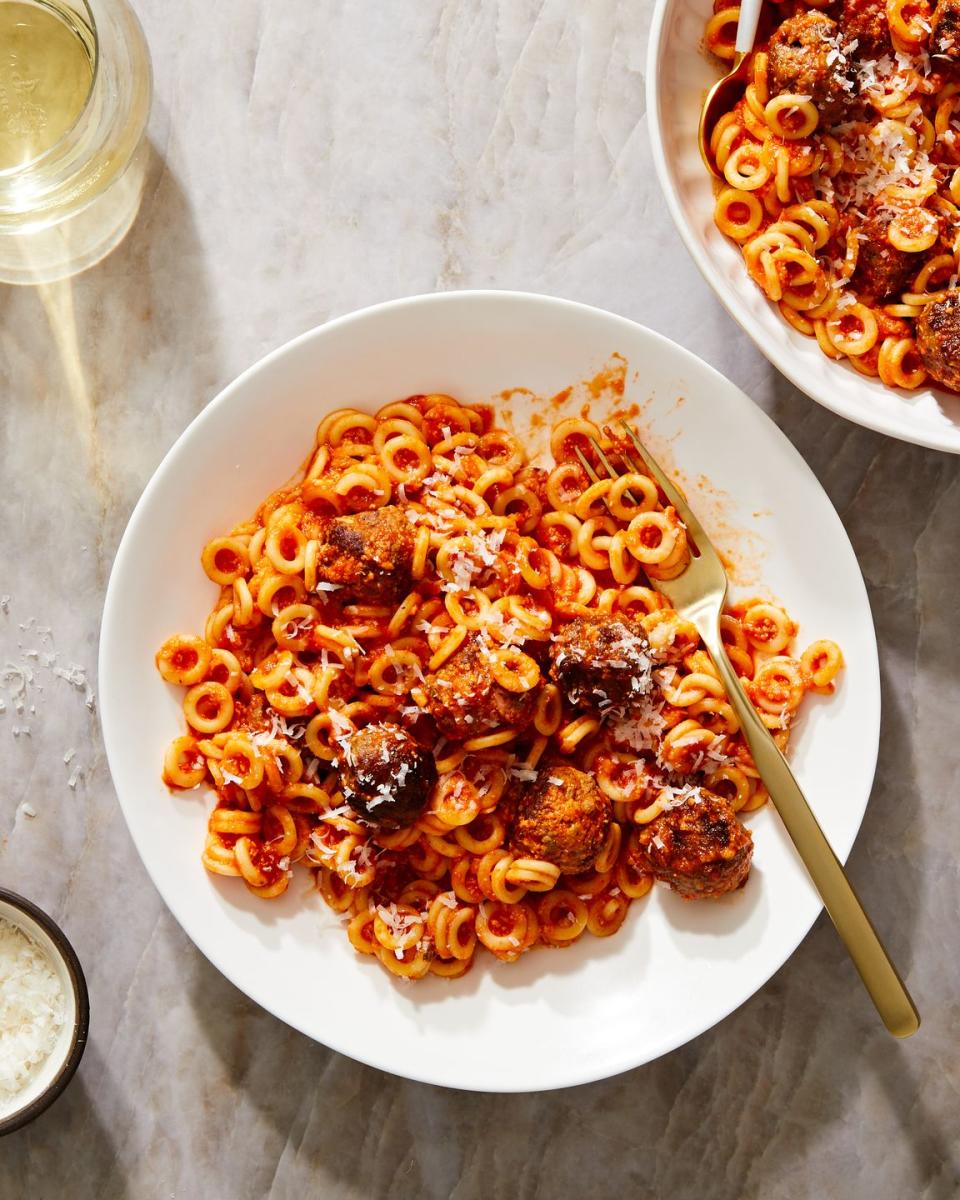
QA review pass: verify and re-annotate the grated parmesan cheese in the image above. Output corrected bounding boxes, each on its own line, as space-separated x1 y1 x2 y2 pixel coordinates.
510 767 538 782
0 918 65 1106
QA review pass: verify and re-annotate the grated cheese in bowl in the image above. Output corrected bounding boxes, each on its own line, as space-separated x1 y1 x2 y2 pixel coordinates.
0 916 66 1107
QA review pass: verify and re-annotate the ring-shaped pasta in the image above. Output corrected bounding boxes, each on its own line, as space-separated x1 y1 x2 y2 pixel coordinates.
549 416 601 463
163 735 207 788
454 813 506 855
614 847 654 900
206 648 243 693
462 729 519 753
444 587 492 629
156 635 212 686
376 943 432 979
764 93 819 139
334 465 391 510
659 720 717 773
888 206 939 253
534 683 562 736
514 538 560 590
379 434 432 484
505 594 552 636
476 850 527 903
201 536 250 585
272 603 319 652
256 573 307 618
704 6 741 60
262 804 299 857
573 479 613 521
249 649 294 691
537 890 588 945
607 472 659 520
722 143 771 191
305 711 352 761
209 808 262 837
493 485 542 533
235 838 287 896
585 889 630 938
544 461 588 513
714 187 765 243
555 714 601 754
265 522 307 575
368 649 424 694
625 509 681 565
878 337 927 390
372 418 422 454
689 697 740 734
741 601 793 653
183 681 234 734
265 668 317 717
576 517 616 571
594 821 623 875
607 531 641 585
488 648 541 693
752 656 806 714
219 735 264 790
800 639 845 688
825 304 879 357
479 430 525 472
475 900 538 959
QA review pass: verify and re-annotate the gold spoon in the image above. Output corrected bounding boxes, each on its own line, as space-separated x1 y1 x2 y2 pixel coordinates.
698 0 765 177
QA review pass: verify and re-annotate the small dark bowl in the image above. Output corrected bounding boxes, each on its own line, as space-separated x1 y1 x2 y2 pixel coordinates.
0 888 89 1136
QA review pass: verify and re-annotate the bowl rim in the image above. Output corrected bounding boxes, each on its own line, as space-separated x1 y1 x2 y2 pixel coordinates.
0 888 90 1137
98 289 881 1090
644 0 960 456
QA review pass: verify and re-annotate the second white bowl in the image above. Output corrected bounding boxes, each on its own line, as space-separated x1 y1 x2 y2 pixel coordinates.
646 0 960 455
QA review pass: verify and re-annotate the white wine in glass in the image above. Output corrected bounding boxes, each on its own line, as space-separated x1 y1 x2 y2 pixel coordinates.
0 1 95 170
0 0 152 284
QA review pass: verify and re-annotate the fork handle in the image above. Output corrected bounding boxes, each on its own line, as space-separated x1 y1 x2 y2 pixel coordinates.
695 617 920 1038
735 0 764 54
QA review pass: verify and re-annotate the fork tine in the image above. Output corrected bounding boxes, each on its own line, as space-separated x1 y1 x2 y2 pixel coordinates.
618 421 711 552
618 447 647 478
587 438 639 506
573 445 601 484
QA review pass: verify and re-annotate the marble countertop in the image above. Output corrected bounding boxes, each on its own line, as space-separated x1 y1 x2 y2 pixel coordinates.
2 1 959 1196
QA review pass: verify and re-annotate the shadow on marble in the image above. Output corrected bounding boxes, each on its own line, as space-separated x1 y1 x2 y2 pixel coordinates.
0 1047 130 1199
871 1043 959 1200
51 139 225 564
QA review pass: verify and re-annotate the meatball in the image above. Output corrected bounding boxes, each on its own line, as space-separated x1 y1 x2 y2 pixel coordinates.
510 765 612 874
635 789 753 900
549 615 655 709
767 12 854 126
421 634 538 740
917 290 960 390
315 505 414 604
932 0 960 58
839 0 891 52
338 723 436 828
851 203 917 303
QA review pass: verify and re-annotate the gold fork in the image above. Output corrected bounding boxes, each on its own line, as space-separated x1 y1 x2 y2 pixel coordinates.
576 422 920 1038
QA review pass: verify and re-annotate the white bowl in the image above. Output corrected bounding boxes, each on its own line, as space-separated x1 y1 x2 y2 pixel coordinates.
99 291 881 1091
646 0 960 455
